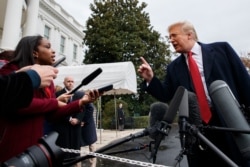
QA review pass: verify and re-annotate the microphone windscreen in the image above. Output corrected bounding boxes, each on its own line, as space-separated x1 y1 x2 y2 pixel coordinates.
81 68 102 85
187 92 202 126
178 89 202 125
69 68 102 94
148 102 168 140
209 80 250 160
149 102 168 127
165 86 185 123
179 89 188 117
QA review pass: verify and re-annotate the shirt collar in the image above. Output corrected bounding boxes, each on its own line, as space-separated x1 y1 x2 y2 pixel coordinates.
191 42 201 55
64 88 70 93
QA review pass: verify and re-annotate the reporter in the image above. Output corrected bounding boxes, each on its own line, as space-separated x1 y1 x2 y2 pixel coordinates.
0 35 100 162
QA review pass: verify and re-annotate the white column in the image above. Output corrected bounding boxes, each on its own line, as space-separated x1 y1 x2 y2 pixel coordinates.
23 0 40 36
0 0 23 50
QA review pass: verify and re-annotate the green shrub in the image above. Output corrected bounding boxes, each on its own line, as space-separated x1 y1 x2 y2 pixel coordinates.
133 116 149 128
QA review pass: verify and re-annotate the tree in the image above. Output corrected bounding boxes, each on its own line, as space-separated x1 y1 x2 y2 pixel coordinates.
240 56 250 73
83 0 172 115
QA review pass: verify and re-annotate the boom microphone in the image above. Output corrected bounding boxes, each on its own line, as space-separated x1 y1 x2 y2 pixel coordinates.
209 80 250 160
69 68 102 95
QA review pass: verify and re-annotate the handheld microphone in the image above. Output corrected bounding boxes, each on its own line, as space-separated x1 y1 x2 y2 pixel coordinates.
68 68 102 95
53 57 66 67
209 80 250 160
97 84 113 94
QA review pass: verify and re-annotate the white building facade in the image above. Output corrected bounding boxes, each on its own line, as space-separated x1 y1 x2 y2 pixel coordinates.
0 0 85 65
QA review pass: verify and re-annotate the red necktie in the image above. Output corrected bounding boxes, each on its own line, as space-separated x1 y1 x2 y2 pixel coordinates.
188 51 211 123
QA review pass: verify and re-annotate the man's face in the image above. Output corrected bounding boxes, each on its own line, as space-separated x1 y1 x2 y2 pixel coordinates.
168 25 190 53
64 77 74 91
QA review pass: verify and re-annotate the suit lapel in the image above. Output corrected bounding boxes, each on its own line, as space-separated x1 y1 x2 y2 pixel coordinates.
174 54 193 89
200 43 215 83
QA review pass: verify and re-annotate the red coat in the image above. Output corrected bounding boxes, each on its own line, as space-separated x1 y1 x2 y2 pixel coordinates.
0 63 82 162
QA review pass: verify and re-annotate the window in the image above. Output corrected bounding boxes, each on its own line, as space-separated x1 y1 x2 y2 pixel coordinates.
73 44 78 59
44 25 50 39
60 36 66 54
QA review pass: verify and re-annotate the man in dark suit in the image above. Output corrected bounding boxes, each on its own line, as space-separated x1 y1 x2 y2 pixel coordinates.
53 76 84 162
138 21 250 167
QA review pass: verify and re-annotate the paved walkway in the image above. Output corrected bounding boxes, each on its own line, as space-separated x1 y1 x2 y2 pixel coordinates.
80 126 188 167
81 128 144 155
95 128 143 149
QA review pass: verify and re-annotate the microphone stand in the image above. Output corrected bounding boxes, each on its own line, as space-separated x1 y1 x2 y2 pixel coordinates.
204 125 250 134
174 122 241 167
174 87 241 167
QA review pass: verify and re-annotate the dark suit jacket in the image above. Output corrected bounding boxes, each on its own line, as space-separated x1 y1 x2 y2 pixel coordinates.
55 89 84 123
81 102 97 146
144 42 250 166
52 89 85 158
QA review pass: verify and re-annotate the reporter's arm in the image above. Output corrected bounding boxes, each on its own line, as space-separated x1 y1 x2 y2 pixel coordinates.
0 72 34 113
17 65 58 88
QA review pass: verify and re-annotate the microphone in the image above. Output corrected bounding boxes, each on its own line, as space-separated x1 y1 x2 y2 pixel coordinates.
53 57 66 67
186 92 202 126
178 90 202 151
97 84 113 94
68 68 102 95
178 89 189 149
150 86 186 163
209 80 250 160
148 102 168 140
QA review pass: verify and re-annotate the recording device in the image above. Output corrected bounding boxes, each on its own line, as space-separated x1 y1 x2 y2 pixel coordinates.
178 88 188 149
209 80 250 160
68 68 102 95
148 102 168 140
53 57 66 67
97 84 113 94
3 132 63 167
150 86 185 163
